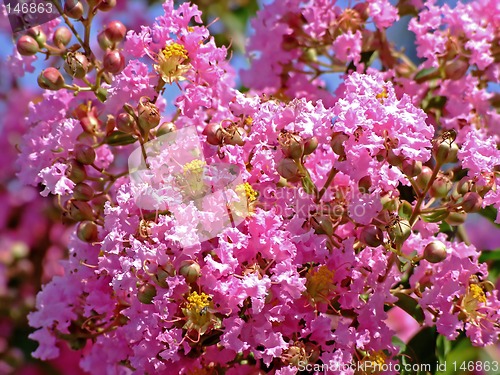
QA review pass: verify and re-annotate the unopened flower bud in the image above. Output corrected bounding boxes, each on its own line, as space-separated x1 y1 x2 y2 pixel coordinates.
64 0 83 19
311 216 333 236
461 192 483 213
103 50 125 74
429 177 452 198
472 172 496 197
277 158 301 182
445 211 467 226
279 131 304 160
444 59 469 80
137 97 161 131
17 35 39 56
97 31 113 50
303 136 318 155
156 122 177 137
223 126 246 146
179 260 201 283
423 241 447 263
330 132 348 157
116 112 136 133
203 123 223 145
433 135 459 164
402 160 422 178
68 200 94 221
66 160 87 183
53 27 72 47
155 268 170 288
137 283 156 304
64 52 89 79
104 21 127 43
358 175 372 193
77 221 99 242
456 177 472 195
74 144 96 165
415 166 433 190
387 148 404 167
359 225 384 247
97 0 116 11
388 219 411 245
73 183 94 201
27 26 46 48
38 68 65 90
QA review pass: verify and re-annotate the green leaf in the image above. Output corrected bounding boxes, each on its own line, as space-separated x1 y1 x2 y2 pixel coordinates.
421 208 449 223
478 206 500 227
479 249 500 262
398 201 413 220
415 67 440 83
301 171 317 195
436 335 452 364
394 292 425 323
104 131 137 146
95 87 108 102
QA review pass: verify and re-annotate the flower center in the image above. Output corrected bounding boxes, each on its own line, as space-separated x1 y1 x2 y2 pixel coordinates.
305 265 335 302
155 42 189 83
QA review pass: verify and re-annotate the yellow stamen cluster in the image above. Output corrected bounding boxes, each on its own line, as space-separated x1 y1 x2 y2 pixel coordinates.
161 42 188 60
186 291 211 314
155 42 190 84
469 284 487 303
244 116 253 126
183 159 206 174
236 182 258 203
360 351 387 374
376 88 388 103
306 265 335 302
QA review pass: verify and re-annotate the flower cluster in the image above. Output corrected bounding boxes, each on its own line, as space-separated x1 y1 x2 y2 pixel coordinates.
3 0 500 374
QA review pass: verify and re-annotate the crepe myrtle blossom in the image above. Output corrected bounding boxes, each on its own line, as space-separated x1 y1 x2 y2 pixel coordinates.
6 0 500 373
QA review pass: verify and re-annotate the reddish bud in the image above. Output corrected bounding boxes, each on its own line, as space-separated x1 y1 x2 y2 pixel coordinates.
203 123 223 145
304 136 318 155
156 122 177 137
311 216 333 236
53 27 72 47
73 183 94 201
103 50 125 74
277 158 301 181
97 0 116 11
429 176 452 198
64 52 89 79
461 192 483 213
77 221 99 242
116 112 136 133
415 166 433 190
402 160 422 178
38 68 65 90
359 225 384 247
330 132 348 157
358 175 372 193
137 283 156 304
74 144 96 165
423 241 447 263
17 35 39 56
137 97 161 131
27 26 46 48
104 20 127 43
444 59 469 80
68 200 94 221
179 260 201 283
64 0 83 19
66 160 87 183
279 131 304 160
